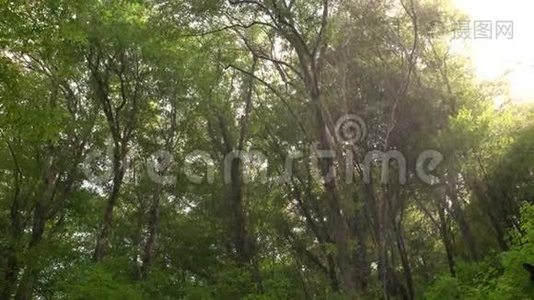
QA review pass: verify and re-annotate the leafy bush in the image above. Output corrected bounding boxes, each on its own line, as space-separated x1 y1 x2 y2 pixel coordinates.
425 204 534 300
53 263 144 300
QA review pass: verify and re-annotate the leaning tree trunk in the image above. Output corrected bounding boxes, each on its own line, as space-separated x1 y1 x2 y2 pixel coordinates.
394 218 414 300
14 206 47 300
15 165 58 300
93 146 126 262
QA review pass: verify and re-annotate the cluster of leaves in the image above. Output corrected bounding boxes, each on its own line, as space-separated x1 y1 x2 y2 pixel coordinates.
426 204 534 299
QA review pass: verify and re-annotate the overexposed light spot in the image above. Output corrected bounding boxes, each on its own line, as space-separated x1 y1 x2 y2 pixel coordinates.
451 0 534 102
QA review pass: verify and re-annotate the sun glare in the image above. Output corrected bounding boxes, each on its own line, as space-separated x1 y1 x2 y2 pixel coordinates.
451 0 534 102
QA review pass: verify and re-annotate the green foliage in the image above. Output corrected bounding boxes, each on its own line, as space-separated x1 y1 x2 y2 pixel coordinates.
53 263 144 300
2 0 534 299
424 275 461 300
425 204 534 299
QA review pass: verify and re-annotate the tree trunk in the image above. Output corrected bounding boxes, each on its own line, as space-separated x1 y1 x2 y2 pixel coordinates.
140 191 160 279
93 150 126 262
351 207 370 291
310 86 357 296
438 199 456 276
376 185 392 299
395 221 414 300
2 248 18 299
2 190 22 299
446 174 479 261
14 162 58 300
14 201 48 300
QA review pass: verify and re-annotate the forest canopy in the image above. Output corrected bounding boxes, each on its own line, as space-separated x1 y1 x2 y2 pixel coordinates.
1 0 534 299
